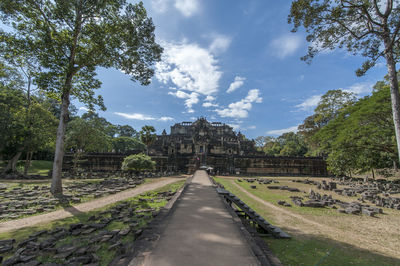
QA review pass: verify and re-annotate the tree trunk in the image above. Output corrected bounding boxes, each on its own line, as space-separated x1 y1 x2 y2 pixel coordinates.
23 151 33 175
384 47 400 164
371 169 375 180
51 90 71 195
2 149 23 174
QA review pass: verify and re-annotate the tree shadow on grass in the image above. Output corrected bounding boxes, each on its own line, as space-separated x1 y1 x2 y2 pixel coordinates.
264 227 400 266
54 194 85 217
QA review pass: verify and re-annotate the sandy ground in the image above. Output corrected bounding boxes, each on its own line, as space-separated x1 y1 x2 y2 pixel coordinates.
230 180 400 259
0 177 184 234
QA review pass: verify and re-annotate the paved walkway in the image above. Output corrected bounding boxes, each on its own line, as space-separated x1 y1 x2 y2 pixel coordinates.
141 170 259 266
0 177 183 233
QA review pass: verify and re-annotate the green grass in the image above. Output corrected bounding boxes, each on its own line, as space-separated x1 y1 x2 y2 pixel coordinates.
0 160 52 176
265 237 400 266
213 177 400 266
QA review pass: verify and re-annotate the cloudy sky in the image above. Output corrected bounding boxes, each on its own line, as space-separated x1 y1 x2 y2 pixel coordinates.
79 0 388 138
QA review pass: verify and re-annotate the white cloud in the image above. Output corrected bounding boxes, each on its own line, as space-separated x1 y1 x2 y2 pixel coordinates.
341 82 374 96
156 41 222 112
168 90 199 112
203 102 219 108
270 34 302 59
78 106 89 112
267 126 298 136
248 125 256 130
227 76 246 93
174 0 199 17
114 112 174 122
115 112 156 120
151 0 170 13
159 116 174 122
203 95 219 108
209 35 231 54
228 124 240 131
205 95 216 102
295 95 322 112
215 89 262 118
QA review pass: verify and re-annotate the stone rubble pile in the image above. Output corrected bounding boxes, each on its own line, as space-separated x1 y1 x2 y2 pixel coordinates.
62 170 178 179
0 178 143 221
291 179 319 186
0 190 176 265
267 185 300 192
288 189 383 216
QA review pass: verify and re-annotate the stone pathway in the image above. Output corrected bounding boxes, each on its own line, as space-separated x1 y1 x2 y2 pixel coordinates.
0 177 183 233
138 170 259 266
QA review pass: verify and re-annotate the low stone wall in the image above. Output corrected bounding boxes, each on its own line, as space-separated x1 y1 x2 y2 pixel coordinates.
63 153 328 177
61 170 179 179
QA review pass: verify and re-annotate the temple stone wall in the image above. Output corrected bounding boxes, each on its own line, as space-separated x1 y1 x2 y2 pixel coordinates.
62 118 328 177
63 153 328 177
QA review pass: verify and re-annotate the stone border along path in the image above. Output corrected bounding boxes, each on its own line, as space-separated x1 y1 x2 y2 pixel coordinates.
136 170 260 266
0 177 184 233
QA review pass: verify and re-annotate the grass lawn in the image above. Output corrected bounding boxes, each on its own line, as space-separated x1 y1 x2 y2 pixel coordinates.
214 176 400 266
0 160 53 176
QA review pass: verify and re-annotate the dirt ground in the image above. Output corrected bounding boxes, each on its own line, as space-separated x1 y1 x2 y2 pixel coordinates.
225 177 400 259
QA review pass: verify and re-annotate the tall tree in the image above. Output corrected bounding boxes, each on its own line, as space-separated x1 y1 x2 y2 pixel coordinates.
298 90 356 155
112 137 145 153
117 125 139 138
65 117 112 171
140 125 156 155
289 0 400 163
315 83 396 175
0 1 162 194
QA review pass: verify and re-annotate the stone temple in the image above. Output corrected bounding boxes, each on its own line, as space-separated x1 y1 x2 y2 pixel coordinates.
64 118 328 176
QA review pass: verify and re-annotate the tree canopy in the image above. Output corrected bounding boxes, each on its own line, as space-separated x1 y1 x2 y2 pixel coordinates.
0 0 162 194
140 125 156 154
289 0 400 163
314 83 396 176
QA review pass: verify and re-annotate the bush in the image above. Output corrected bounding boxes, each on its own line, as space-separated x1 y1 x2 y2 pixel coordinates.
121 153 155 174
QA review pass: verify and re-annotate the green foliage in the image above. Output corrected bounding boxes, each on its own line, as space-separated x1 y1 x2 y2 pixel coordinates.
140 125 156 154
121 153 155 173
0 86 26 156
65 117 112 153
0 85 57 161
81 112 117 137
0 0 162 192
0 0 163 107
112 136 145 153
314 90 356 125
117 125 139 138
288 0 400 74
298 90 357 156
315 84 396 176
260 133 308 157
289 0 400 165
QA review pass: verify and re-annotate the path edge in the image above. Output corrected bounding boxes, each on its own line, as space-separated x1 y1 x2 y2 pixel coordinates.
117 175 194 266
209 175 283 266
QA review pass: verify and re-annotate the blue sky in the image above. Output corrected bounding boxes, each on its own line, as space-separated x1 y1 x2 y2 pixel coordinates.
77 0 388 138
